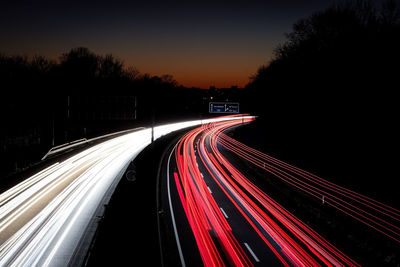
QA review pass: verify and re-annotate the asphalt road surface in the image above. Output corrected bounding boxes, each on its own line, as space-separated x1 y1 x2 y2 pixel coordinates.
0 116 250 266
165 118 371 266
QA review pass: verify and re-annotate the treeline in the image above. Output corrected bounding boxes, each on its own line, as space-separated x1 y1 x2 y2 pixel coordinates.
247 0 400 115
242 0 400 175
0 47 180 97
0 47 202 142
244 0 399 146
0 47 208 176
0 47 210 126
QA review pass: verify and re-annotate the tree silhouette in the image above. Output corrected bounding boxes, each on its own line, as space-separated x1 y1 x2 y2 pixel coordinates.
247 0 400 116
380 0 400 24
59 47 99 82
243 4 400 233
123 66 140 82
98 54 124 80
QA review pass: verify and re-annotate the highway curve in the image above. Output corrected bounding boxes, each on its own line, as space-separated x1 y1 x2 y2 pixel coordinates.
165 117 365 266
0 116 249 266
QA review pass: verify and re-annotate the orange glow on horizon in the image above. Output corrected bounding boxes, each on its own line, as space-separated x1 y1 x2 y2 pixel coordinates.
126 54 268 89
134 65 255 89
178 75 250 89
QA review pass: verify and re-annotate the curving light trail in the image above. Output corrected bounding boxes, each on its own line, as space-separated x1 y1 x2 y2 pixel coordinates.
172 117 361 266
218 133 400 243
0 116 247 266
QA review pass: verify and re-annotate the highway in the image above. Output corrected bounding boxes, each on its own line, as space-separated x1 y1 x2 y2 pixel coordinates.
165 117 389 266
0 116 248 266
2 114 398 266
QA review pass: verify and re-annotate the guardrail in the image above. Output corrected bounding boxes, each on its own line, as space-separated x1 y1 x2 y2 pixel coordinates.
0 115 255 266
41 128 144 160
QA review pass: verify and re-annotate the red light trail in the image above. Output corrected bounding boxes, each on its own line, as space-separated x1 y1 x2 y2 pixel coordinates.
217 132 400 244
171 115 369 266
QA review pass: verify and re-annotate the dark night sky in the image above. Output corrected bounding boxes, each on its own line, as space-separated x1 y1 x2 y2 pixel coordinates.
1 0 357 88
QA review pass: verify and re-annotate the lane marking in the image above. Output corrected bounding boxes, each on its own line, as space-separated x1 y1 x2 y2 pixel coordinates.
200 173 204 178
167 144 186 267
207 186 212 194
244 243 260 262
220 207 229 219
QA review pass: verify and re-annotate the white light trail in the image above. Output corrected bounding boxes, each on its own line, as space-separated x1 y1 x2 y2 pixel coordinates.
0 115 253 266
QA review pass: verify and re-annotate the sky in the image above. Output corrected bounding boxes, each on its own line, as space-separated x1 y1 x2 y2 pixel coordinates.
1 0 341 88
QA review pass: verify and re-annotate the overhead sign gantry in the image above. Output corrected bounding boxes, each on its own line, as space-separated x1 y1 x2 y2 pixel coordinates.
209 102 239 113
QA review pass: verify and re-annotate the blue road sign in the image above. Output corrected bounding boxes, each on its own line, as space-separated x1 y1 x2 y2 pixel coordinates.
209 102 239 113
